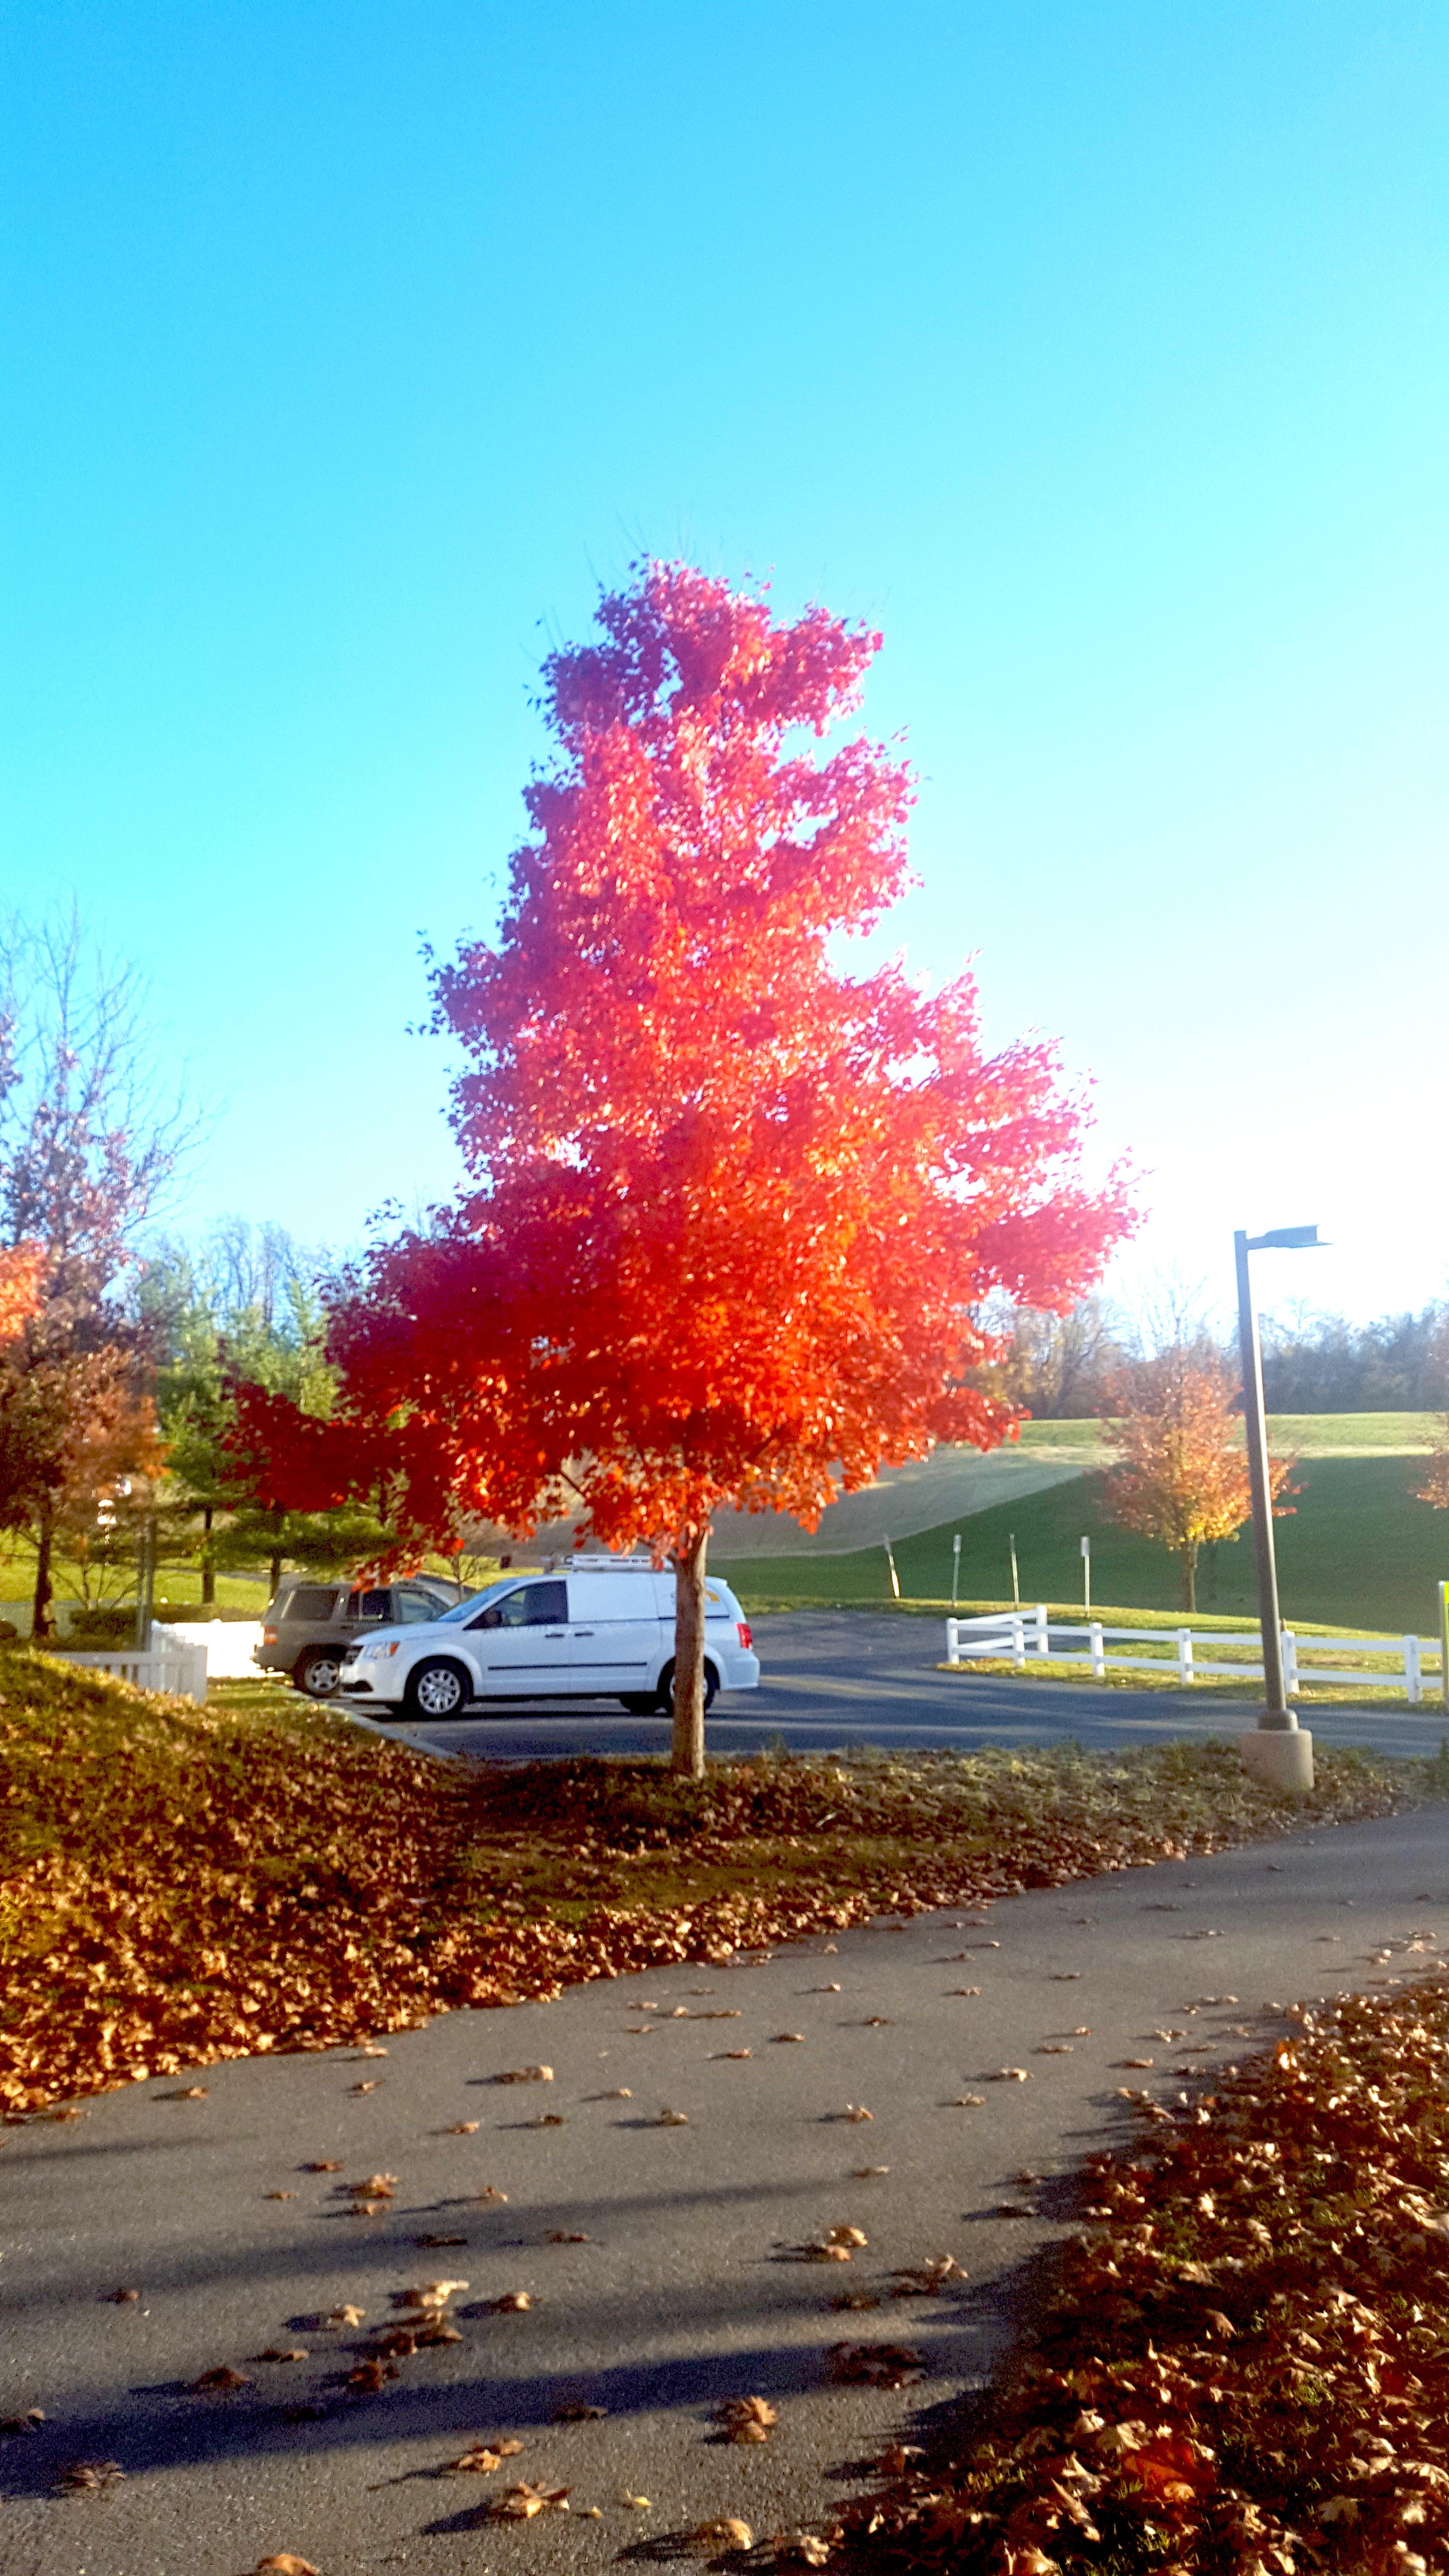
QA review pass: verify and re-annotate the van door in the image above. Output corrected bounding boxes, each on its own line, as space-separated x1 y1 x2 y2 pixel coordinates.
565 1573 663 1696
464 1578 574 1696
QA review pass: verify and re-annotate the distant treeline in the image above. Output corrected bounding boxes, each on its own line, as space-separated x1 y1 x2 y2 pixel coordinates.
986 1294 1449 1418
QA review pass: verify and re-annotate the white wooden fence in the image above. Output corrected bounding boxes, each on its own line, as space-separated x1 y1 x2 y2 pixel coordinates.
57 1640 209 1703
944 1608 1444 1705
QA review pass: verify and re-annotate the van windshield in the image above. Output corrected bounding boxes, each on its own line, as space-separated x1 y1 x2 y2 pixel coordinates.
434 1582 511 1625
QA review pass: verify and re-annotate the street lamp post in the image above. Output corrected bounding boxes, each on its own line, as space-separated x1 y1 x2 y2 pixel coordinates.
1234 1222 1323 1791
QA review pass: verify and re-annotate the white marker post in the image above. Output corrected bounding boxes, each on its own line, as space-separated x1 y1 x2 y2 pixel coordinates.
951 1531 962 1607
1080 1533 1091 1618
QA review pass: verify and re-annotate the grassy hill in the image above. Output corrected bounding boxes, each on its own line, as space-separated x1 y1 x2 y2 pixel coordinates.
728 1452 1449 1637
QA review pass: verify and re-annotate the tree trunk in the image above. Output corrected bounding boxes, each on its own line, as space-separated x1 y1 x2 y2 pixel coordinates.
201 1502 215 1606
32 1502 55 1641
1181 1544 1198 1615
671 1527 709 1779
269 1505 284 1599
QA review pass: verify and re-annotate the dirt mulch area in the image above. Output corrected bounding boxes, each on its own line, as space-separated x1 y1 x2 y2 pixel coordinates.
841 1975 1449 2576
0 1648 1438 2115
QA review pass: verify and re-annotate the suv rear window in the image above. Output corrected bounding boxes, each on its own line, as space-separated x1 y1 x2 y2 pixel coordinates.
282 1586 342 1622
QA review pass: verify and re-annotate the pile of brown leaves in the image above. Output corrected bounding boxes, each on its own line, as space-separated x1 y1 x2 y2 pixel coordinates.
846 1974 1449 2576
0 1648 1432 2113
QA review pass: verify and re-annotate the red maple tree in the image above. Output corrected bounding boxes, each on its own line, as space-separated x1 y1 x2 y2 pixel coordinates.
241 563 1134 1769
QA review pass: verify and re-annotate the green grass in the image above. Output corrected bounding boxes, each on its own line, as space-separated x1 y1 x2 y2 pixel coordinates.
1011 1411 1440 1458
727 1454 1449 1636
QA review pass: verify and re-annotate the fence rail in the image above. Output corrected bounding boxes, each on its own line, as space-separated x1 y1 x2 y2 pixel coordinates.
944 1608 1444 1705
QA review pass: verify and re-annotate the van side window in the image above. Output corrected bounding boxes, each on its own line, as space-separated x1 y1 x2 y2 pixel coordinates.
468 1580 568 1630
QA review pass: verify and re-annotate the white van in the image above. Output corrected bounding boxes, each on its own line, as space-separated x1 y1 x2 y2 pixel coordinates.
337 1559 760 1722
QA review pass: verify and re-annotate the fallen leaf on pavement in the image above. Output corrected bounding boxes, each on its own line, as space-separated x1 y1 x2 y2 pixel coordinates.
193 2365 250 2392
416 2233 469 2248
947 2094 985 2108
349 2174 398 2196
104 2287 141 2302
444 2444 509 2473
325 2305 366 2327
396 2279 469 2309
840 2105 873 2122
715 2397 776 2444
599 2087 633 2098
621 2493 651 2510
302 2160 342 2172
440 2120 480 2134
546 2230 591 2243
554 2400 608 2420
495 2065 554 2084
716 2050 752 2060
989 2068 1030 2082
348 2081 381 2094
1116 2059 1155 2070
55 2458 125 2492
254 2347 309 2364
827 2224 868 2246
495 2290 532 2311
1036 2044 1073 2055
253 2557 320 2575
773 2032 805 2044
851 2165 890 2177
891 2256 966 2295
528 2112 564 2126
1 2408 45 2434
1049 1972 1082 1981
473 2184 508 2201
947 1988 982 1997
829 2343 924 2388
863 2017 892 2028
264 2190 297 2200
690 2518 754 2553
345 2358 398 2394
658 2107 690 2125
490 2483 570 2518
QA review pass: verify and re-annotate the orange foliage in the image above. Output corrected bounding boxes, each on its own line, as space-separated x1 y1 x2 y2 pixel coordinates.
315 563 1134 1562
0 1241 44 1340
1102 1350 1294 1609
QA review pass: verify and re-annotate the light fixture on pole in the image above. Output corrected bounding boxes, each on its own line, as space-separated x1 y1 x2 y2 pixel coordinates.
1234 1222 1324 1792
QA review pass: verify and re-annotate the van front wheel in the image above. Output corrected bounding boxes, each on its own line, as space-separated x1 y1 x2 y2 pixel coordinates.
656 1660 719 1714
405 1658 471 1720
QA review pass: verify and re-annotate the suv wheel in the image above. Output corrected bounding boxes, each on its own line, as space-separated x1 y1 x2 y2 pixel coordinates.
405 1658 470 1720
296 1647 342 1699
656 1660 719 1713
618 1692 658 1714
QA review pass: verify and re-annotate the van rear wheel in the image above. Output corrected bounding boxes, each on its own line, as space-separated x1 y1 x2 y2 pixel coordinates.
656 1660 719 1713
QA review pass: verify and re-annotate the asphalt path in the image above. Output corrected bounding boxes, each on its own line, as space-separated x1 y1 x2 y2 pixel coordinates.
5 1807 1449 2573
377 1610 1449 1765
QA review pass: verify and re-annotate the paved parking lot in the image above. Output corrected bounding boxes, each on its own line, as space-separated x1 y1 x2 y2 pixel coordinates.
373 1609 1447 1765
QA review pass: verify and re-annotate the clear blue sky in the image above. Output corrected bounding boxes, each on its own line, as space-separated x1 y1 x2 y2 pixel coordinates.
3 2 1446 1330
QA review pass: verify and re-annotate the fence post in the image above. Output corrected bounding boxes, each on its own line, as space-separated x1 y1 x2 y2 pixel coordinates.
1090 1620 1105 1680
1010 1615 1025 1671
946 1618 959 1668
1035 1603 1050 1659
1177 1627 1194 1686
1405 1634 1422 1707
1282 1631 1298 1698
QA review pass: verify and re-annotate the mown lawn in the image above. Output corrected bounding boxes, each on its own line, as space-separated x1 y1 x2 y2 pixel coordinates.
726 1454 1449 1636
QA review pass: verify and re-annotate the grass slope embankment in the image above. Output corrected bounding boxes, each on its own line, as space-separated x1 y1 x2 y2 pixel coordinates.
0 1654 1435 2114
729 1454 1449 1635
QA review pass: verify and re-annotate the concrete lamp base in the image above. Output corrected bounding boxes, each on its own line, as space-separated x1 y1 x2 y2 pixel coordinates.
1240 1727 1315 1795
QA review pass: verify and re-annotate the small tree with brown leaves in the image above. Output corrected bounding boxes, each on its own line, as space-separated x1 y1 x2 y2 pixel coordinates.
1102 1347 1294 1612
1416 1427 1449 1513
